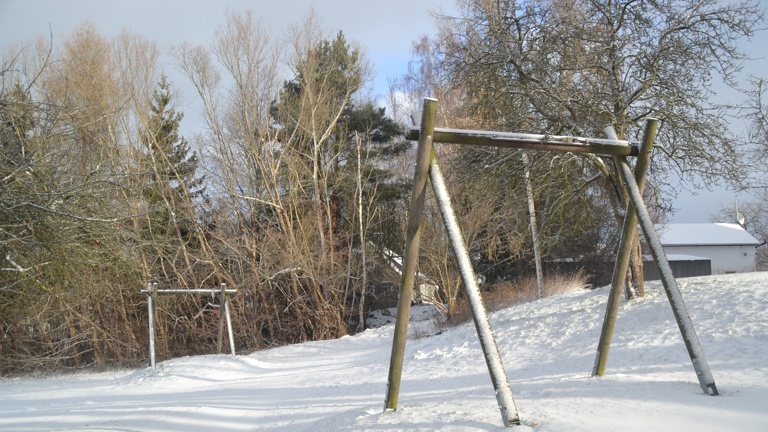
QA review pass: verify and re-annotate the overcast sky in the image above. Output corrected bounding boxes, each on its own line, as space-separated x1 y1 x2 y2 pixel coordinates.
1 0 767 223
0 0 456 96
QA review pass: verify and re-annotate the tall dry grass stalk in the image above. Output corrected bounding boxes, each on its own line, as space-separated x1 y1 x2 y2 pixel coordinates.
446 270 591 326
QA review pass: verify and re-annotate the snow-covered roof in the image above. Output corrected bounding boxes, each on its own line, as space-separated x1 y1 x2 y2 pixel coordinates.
644 254 711 262
656 223 760 247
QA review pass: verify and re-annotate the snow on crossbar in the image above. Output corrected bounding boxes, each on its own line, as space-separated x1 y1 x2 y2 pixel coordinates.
405 125 638 156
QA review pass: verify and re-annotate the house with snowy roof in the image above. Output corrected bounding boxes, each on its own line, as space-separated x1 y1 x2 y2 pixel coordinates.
645 223 760 279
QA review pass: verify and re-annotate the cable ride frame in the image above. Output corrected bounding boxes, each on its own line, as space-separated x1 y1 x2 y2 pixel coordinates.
384 98 718 428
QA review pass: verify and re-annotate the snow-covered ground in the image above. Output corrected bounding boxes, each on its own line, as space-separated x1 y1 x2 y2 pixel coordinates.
2 272 767 431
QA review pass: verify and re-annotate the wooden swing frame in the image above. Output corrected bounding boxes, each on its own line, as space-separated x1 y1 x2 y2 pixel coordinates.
384 98 718 427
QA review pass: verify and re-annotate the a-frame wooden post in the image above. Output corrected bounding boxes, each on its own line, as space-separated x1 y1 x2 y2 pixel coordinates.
385 97 437 411
616 156 719 395
386 98 719 430
428 152 520 426
593 120 657 376
384 97 520 426
593 119 718 395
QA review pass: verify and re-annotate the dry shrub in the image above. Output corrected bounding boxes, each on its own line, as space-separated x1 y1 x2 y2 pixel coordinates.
446 270 590 327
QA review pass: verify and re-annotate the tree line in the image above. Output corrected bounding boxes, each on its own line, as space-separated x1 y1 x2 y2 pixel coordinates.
1 12 412 373
2 1 765 374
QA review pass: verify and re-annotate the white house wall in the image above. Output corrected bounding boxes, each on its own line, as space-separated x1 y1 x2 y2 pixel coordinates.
664 245 756 274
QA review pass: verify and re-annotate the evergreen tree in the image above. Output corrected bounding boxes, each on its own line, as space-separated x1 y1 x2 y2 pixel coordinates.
334 101 409 236
142 75 204 240
272 32 407 242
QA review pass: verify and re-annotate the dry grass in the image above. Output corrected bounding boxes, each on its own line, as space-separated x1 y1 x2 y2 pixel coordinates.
446 270 590 327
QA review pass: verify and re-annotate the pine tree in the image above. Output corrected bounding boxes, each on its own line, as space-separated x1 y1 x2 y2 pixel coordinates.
272 32 406 241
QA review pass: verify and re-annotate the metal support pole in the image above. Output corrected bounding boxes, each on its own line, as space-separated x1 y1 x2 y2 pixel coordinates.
217 284 225 354
593 119 658 376
223 283 236 356
147 282 157 370
385 98 437 411
429 153 520 426
616 157 719 396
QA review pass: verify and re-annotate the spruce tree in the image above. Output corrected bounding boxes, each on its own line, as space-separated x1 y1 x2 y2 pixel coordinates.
142 75 204 241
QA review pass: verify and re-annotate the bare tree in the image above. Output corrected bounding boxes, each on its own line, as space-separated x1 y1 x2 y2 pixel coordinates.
174 9 405 345
720 77 768 271
419 0 763 294
0 30 152 372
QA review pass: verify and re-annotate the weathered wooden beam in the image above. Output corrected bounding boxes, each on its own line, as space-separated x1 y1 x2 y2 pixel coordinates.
385 98 437 411
405 126 638 156
429 151 520 426
593 119 658 378
617 155 719 396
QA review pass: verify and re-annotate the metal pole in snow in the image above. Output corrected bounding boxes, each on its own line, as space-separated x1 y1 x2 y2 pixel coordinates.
616 157 719 396
429 153 521 427
385 98 437 411
147 282 156 370
593 120 657 376
223 283 236 356
217 284 225 354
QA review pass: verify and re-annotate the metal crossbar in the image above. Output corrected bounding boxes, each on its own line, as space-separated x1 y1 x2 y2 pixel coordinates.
140 288 238 295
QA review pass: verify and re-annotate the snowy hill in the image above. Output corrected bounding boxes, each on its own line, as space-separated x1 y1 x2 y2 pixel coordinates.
2 272 767 431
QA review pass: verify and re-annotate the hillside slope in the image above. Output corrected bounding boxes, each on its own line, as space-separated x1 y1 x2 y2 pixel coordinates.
1 272 767 431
